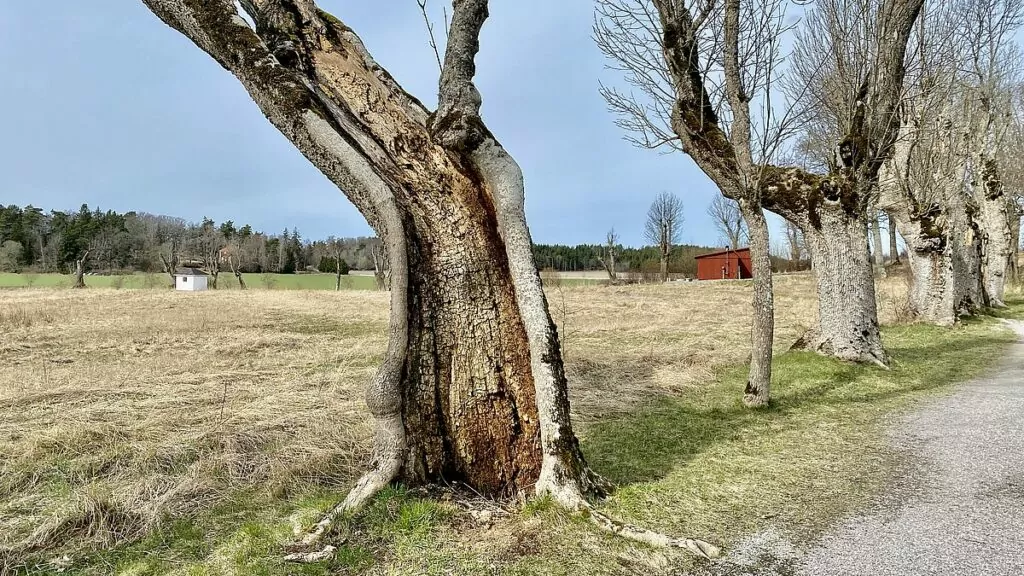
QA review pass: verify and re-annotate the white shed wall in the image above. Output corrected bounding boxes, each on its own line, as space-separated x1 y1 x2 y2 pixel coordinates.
175 275 208 291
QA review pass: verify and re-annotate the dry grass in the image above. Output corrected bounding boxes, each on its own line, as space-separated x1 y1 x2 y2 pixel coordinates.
0 273 1002 574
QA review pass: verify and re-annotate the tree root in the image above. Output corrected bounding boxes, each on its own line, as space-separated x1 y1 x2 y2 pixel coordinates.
586 506 720 559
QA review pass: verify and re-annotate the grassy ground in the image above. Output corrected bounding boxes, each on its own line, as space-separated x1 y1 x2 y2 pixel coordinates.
0 276 1019 575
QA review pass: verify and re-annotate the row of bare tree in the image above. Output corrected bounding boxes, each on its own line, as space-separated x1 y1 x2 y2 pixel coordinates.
133 0 1018 557
597 0 1023 408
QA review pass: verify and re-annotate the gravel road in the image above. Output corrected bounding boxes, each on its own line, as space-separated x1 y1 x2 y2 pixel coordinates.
701 320 1024 576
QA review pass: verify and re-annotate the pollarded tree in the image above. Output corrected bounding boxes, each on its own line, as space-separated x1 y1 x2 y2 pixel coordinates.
772 0 924 364
140 0 715 558
645 191 684 282
957 0 1023 307
874 0 987 325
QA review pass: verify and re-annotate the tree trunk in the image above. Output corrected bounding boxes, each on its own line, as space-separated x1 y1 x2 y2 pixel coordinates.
659 254 668 282
335 264 342 291
395 214 542 493
978 189 1012 307
801 212 888 365
896 213 983 326
72 251 89 289
739 202 773 407
140 0 604 516
1010 210 1021 284
872 210 888 266
887 211 901 264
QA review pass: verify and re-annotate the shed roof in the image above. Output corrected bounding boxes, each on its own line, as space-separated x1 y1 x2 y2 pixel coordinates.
694 247 751 259
174 267 208 276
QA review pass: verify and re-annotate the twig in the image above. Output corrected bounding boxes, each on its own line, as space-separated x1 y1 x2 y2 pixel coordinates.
416 0 443 72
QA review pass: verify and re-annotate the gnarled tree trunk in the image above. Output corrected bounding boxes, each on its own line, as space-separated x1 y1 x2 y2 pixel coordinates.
976 160 1012 306
801 205 887 364
139 0 602 511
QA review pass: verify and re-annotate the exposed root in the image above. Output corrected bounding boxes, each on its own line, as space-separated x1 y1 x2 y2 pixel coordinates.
284 544 337 563
539 474 719 560
587 507 721 559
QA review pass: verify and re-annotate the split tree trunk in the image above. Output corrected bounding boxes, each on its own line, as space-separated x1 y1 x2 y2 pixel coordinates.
739 202 773 407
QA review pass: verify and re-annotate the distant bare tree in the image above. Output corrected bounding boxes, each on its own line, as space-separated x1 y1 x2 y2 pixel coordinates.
886 211 901 265
644 192 684 282
327 236 346 291
223 243 246 289
370 241 390 291
72 251 89 289
784 221 807 265
598 229 619 281
706 196 747 248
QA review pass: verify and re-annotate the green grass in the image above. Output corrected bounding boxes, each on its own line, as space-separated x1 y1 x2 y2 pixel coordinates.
0 272 379 290
13 308 1021 575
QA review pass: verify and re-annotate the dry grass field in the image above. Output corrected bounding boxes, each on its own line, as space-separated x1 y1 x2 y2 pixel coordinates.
0 274 1019 575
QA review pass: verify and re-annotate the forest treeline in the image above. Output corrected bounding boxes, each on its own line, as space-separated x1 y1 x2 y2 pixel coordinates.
0 204 802 276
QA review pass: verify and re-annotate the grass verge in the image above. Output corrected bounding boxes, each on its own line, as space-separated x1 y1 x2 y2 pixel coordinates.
4 301 1019 575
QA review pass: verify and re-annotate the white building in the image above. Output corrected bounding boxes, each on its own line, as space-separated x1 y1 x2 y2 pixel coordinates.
174 267 209 291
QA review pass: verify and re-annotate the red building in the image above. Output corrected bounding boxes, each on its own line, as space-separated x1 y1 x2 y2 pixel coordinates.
695 247 753 280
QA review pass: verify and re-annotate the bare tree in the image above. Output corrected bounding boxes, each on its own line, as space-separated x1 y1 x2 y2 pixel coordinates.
959 0 1023 307
327 236 346 291
644 191 684 282
773 0 925 363
707 196 747 248
784 220 807 266
72 250 89 289
370 241 391 291
886 211 901 265
140 0 714 557
598 229 619 281
223 243 246 289
876 0 1021 323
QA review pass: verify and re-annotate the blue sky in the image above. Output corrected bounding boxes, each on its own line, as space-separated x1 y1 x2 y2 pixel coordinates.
10 2 1014 248
0 1 733 247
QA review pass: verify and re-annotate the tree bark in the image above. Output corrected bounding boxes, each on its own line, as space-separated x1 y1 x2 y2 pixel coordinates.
799 207 888 365
977 161 1012 307
659 254 668 282
1010 209 1021 283
739 202 772 407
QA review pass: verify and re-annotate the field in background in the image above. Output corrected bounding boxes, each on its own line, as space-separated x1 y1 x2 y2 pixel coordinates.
0 276 1019 575
0 272 604 290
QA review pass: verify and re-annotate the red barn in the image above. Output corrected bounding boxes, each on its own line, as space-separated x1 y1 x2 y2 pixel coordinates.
695 248 753 280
